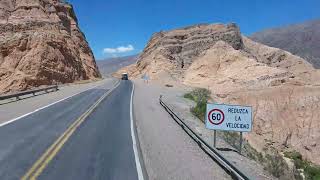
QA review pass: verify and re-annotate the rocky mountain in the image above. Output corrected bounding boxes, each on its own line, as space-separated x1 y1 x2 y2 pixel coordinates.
117 23 320 165
250 19 320 68
97 55 137 77
0 0 101 94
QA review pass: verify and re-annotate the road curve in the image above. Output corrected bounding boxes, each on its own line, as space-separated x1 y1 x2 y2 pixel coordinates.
0 80 140 180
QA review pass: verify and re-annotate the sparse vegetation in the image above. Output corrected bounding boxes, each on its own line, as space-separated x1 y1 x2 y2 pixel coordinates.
191 103 206 122
264 151 288 178
221 130 291 178
222 131 320 179
183 88 211 122
245 143 264 163
183 92 194 101
284 150 320 180
222 131 239 149
183 87 320 180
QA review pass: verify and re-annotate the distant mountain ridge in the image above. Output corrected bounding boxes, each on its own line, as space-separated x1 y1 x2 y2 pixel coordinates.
97 55 138 77
250 19 320 68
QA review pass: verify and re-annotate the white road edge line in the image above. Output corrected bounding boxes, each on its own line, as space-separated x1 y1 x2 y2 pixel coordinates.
0 81 110 128
130 82 144 180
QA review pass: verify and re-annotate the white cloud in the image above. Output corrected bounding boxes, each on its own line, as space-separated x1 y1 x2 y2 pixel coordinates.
103 45 134 54
103 48 117 54
117 45 134 52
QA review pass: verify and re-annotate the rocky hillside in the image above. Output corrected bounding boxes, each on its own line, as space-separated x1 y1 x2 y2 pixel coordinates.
117 23 320 166
250 19 320 68
127 23 244 81
97 55 137 77
0 0 101 94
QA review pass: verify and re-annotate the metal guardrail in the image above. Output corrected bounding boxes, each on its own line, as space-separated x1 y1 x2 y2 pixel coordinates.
159 96 250 180
0 85 59 101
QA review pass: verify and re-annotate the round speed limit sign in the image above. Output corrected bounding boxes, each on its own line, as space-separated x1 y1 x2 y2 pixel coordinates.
208 109 225 125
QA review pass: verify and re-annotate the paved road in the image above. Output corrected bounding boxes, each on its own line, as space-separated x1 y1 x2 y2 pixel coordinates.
133 79 230 180
0 80 140 180
0 78 116 123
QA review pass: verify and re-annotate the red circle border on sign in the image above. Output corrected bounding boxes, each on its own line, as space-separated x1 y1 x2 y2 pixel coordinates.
208 109 225 125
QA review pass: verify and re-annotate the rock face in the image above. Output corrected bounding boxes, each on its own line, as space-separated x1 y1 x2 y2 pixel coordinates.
119 23 243 81
250 19 320 68
0 0 101 94
117 23 320 165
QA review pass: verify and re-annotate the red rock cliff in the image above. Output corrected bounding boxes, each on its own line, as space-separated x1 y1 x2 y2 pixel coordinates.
0 0 101 93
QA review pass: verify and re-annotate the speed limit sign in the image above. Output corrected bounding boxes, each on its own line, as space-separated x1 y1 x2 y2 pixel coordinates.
207 109 225 125
206 103 252 154
206 103 252 132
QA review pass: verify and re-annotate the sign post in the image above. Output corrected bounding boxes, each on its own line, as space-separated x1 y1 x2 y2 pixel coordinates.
213 130 217 148
239 132 243 154
142 73 150 83
206 103 252 154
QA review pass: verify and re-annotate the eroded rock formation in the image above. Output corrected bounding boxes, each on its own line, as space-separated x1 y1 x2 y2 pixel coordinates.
0 0 101 93
117 23 320 165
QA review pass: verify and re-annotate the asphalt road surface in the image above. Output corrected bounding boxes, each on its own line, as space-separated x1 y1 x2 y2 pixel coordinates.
133 80 230 180
0 80 141 180
0 78 115 123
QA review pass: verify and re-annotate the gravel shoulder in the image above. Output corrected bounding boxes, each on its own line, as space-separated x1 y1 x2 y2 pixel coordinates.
162 93 276 180
134 79 276 180
0 78 117 123
133 79 230 180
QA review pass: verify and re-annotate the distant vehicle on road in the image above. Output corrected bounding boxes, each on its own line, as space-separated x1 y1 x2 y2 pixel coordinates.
121 73 129 80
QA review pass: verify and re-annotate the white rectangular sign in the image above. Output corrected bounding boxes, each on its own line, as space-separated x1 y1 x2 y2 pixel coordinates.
206 103 252 132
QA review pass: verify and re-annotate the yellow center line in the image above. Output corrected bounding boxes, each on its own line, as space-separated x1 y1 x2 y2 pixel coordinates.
21 81 121 180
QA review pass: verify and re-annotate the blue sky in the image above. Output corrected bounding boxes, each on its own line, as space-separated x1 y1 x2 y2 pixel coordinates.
68 0 320 60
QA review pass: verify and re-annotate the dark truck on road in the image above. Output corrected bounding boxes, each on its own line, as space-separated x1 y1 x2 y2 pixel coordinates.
121 73 128 80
